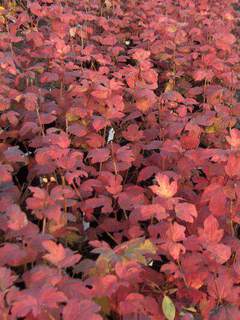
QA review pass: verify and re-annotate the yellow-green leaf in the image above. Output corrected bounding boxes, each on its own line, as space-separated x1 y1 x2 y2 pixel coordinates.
139 239 157 255
66 113 80 122
183 306 196 313
123 238 156 265
162 295 176 320
94 296 111 315
205 124 217 134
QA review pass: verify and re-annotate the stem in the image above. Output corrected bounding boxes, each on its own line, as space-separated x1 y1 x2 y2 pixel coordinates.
110 142 118 176
42 217 46 234
61 175 67 217
99 125 108 172
36 104 45 136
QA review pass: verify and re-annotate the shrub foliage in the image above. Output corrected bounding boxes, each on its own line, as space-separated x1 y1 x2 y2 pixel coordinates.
0 0 240 319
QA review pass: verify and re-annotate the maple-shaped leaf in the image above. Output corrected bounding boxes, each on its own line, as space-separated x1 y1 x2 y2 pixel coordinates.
119 293 159 317
210 305 240 320
105 174 123 195
207 273 233 301
198 215 223 244
137 166 159 182
23 265 62 289
142 69 158 86
28 2 45 16
92 116 109 131
193 69 209 81
92 274 118 298
150 174 177 199
88 148 110 164
115 260 142 282
118 186 145 211
114 238 156 265
115 146 135 163
42 240 81 268
225 153 240 177
11 287 67 318
43 131 70 149
175 202 197 223
122 124 143 142
163 90 184 103
214 32 236 51
91 85 110 100
226 129 240 149
82 196 112 215
11 294 37 318
206 243 231 264
43 205 62 224
208 188 227 217
39 112 56 125
6 204 28 231
132 49 151 61
63 299 102 320
161 222 186 260
130 204 168 223
0 243 37 267
166 222 186 243
135 89 156 112
180 131 200 150
3 146 27 163
24 93 38 111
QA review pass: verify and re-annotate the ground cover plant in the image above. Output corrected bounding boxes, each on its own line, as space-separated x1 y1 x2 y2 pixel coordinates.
0 0 240 319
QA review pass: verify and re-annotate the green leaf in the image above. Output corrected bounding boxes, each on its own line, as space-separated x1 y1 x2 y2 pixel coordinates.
162 295 176 320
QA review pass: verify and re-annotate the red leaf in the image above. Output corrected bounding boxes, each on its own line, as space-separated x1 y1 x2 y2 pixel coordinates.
11 287 67 318
206 243 231 264
198 215 223 244
42 241 65 265
0 267 17 291
6 204 28 231
122 124 143 142
91 85 110 100
24 93 38 111
0 243 37 267
225 153 240 177
4 146 27 163
166 222 186 242
116 146 135 163
105 175 123 195
150 174 177 199
63 299 102 320
137 166 159 182
135 89 156 112
226 129 240 149
44 205 62 224
132 49 151 61
42 240 81 268
28 2 44 16
193 69 209 81
130 204 168 223
175 202 198 223
88 148 110 164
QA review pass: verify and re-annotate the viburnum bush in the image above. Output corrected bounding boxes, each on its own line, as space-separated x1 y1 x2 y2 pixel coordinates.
0 0 240 319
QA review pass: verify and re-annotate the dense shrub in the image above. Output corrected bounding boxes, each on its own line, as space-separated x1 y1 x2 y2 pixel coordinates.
0 0 240 319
